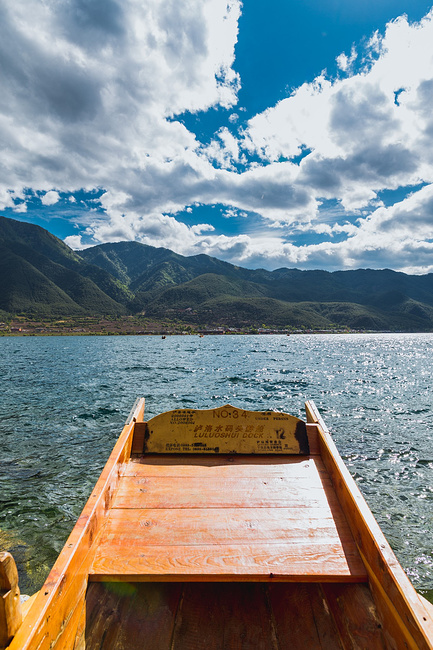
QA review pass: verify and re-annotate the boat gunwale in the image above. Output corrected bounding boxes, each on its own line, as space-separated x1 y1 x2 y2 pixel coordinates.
6 398 145 650
306 399 433 650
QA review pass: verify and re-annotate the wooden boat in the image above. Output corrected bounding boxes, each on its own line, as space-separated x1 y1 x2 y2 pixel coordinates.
1 399 433 649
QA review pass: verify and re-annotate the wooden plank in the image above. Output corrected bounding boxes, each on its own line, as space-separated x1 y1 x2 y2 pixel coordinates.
85 581 393 649
98 507 356 546
50 581 87 650
7 398 145 650
0 552 22 648
84 582 126 649
125 455 328 478
420 595 433 620
131 421 146 454
321 583 387 649
84 582 182 650
144 404 310 455
21 593 39 621
91 541 367 582
171 583 277 650
306 423 321 455
268 583 343 649
367 572 424 650
114 475 335 509
305 400 433 649
125 397 146 425
71 596 86 650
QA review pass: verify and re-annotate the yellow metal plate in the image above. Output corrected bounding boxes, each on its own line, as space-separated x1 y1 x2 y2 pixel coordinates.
144 405 309 455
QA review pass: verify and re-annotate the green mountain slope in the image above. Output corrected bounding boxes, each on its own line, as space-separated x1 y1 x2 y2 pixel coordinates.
0 245 84 315
82 240 433 310
80 242 241 293
142 273 433 331
3 215 433 331
0 217 128 315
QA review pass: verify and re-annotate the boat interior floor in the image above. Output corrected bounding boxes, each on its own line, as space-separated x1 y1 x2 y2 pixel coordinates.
84 580 387 649
81 453 386 648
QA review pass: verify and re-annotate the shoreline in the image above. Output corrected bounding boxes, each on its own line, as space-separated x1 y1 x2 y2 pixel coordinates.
1 317 431 337
0 329 426 337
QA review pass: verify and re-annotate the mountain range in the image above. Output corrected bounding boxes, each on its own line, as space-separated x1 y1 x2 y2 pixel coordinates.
2 215 433 331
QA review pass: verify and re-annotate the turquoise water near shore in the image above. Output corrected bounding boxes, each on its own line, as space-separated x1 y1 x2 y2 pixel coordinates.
0 333 432 596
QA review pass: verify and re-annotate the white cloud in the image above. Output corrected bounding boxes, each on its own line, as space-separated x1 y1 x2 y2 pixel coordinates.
83 209 218 255
12 202 27 213
0 0 241 193
244 11 433 193
336 46 357 72
202 127 241 169
40 190 60 206
0 189 15 211
2 1 433 273
64 234 85 249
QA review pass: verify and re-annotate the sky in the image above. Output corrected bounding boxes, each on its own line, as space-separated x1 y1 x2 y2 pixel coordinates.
2 0 433 273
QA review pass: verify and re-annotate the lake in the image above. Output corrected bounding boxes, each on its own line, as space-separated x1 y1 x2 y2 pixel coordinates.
0 333 432 598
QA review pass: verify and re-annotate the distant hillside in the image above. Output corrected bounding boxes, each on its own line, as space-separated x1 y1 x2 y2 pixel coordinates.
2 215 433 331
0 216 129 316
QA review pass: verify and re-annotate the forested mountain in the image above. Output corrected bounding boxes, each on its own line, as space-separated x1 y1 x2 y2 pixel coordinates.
2 215 433 331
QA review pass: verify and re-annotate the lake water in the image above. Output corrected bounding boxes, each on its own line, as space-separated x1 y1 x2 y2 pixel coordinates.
0 333 432 598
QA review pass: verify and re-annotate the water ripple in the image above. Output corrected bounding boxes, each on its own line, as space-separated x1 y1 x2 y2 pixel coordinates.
0 333 432 594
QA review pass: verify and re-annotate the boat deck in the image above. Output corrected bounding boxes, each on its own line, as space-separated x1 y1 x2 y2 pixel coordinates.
90 454 367 582
85 453 386 649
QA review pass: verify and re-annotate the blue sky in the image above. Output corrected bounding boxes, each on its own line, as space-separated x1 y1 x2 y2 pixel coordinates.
1 0 433 272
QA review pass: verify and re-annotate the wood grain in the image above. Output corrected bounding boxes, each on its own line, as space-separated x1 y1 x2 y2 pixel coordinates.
91 540 367 582
85 582 182 649
114 475 335 509
0 552 22 648
99 506 355 545
171 582 277 650
321 583 387 649
83 581 395 649
268 582 343 649
7 398 145 650
125 454 327 477
91 448 367 585
305 400 433 650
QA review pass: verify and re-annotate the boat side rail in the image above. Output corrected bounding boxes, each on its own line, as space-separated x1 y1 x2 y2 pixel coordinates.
305 399 433 650
5 399 145 650
0 553 21 650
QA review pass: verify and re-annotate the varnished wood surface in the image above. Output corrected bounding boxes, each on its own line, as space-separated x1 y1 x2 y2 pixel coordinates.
91 454 367 582
0 552 22 648
115 475 336 508
84 581 388 649
142 404 309 455
321 583 387 649
126 454 325 475
6 399 432 649
91 542 366 582
101 507 354 542
7 399 146 650
305 400 433 650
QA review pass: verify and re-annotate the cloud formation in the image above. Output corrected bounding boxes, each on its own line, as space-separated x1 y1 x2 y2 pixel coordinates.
238 10 433 270
40 190 60 206
2 1 433 272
